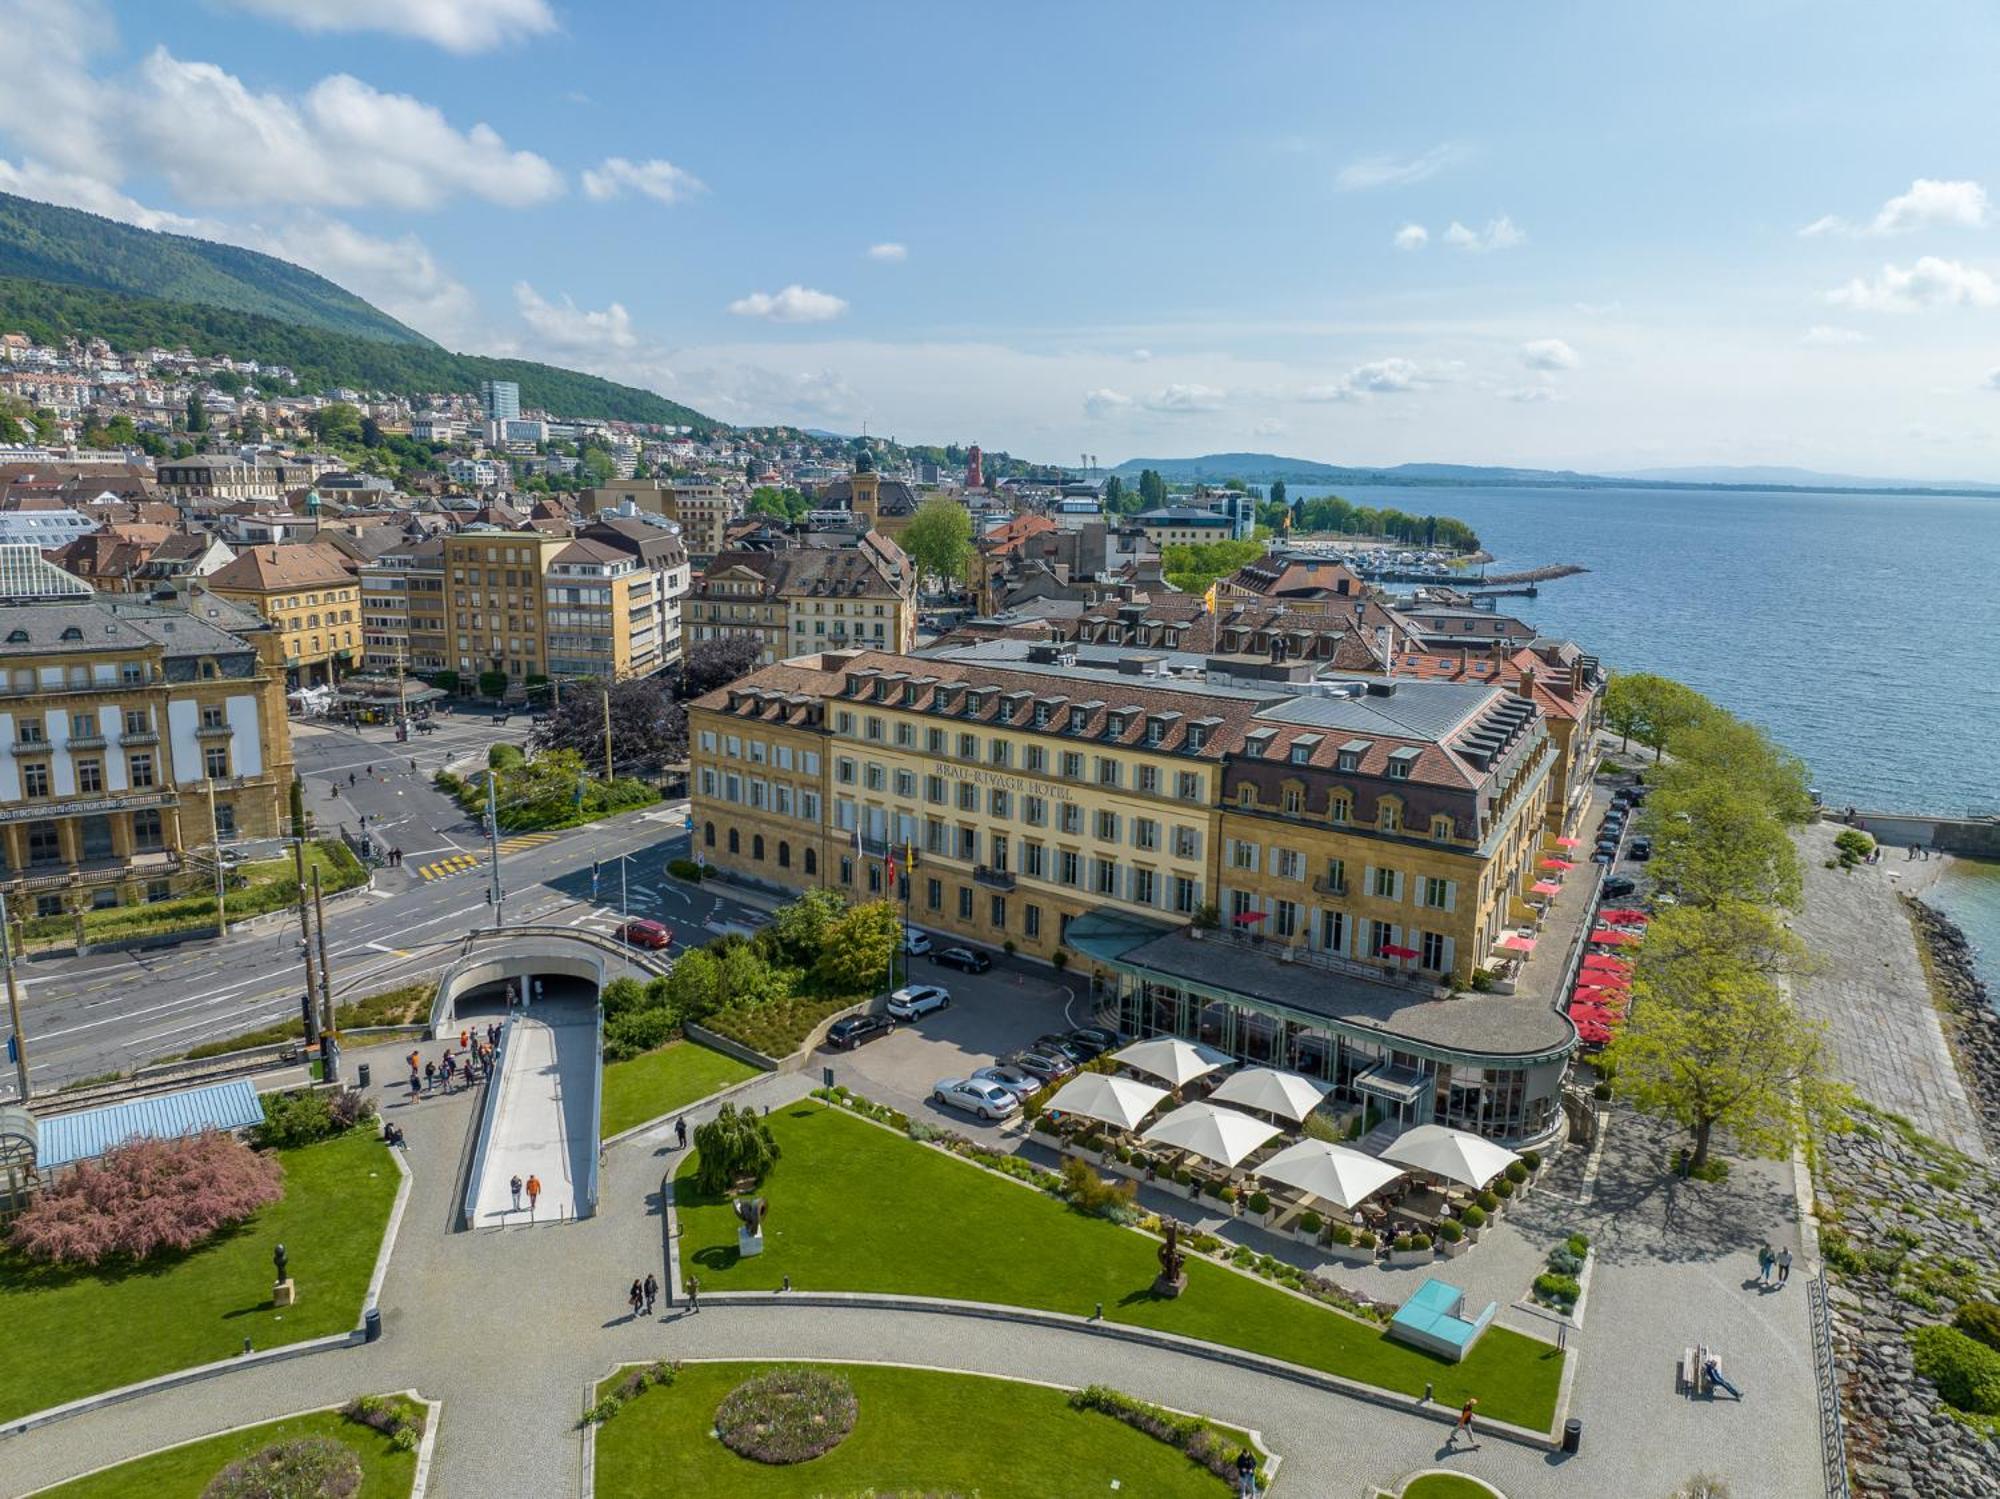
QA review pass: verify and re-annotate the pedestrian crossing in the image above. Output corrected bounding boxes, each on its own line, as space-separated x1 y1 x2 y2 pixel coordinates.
412 831 563 882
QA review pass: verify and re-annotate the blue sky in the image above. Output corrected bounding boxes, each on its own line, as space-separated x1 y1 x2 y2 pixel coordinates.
7 1 2000 476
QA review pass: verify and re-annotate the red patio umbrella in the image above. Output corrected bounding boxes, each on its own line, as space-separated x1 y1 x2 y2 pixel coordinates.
1601 909 1651 926
1233 910 1267 926
1572 1017 1612 1045
1589 927 1639 946
1497 933 1537 954
1378 943 1421 960
1582 953 1633 973
1539 858 1575 871
1531 880 1563 896
1553 836 1582 848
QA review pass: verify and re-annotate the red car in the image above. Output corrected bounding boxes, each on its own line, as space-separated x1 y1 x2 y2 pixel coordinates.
615 918 674 951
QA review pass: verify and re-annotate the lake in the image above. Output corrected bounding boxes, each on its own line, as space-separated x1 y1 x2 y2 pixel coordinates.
1288 481 2000 1001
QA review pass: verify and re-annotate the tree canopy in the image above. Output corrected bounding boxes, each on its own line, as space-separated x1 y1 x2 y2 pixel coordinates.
1602 672 1710 761
529 676 686 773
1162 538 1265 595
681 636 762 699
900 496 975 585
811 900 902 996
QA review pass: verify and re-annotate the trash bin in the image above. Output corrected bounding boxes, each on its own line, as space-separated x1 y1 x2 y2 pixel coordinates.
1562 1417 1582 1454
364 1306 382 1343
357 1062 371 1089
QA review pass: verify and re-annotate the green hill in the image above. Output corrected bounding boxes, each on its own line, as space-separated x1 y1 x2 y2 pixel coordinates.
0 192 717 430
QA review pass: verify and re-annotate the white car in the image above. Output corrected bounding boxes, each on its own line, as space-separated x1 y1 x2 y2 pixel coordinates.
932 1077 1019 1120
970 1063 1040 1102
901 928 934 955
886 984 951 1019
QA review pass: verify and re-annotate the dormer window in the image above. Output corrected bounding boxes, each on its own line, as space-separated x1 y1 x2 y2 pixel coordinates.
1033 703 1051 728
1387 746 1421 781
1187 724 1207 752
1290 744 1311 765
1337 738 1370 774
60 626 82 641
1068 707 1088 734
1106 713 1126 737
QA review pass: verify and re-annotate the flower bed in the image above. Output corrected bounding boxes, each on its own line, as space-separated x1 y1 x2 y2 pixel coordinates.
1067 1384 1263 1490
714 1368 858 1465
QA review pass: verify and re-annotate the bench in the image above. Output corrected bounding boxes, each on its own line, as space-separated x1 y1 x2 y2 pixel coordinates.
1678 1343 1711 1397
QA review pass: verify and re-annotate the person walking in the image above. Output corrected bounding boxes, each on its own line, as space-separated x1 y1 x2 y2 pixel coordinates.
675 1115 688 1150
526 1174 541 1212
628 1280 644 1319
424 1060 437 1095
643 1273 658 1315
1450 1397 1479 1449
685 1275 699 1314
510 1174 523 1211
408 1068 421 1102
460 1028 470 1052
407 1048 421 1074
1756 1244 1775 1287
1777 1246 1793 1286
1234 1448 1258 1497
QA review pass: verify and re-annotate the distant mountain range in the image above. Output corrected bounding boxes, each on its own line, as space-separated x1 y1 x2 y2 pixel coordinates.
0 192 717 429
1110 452 2000 497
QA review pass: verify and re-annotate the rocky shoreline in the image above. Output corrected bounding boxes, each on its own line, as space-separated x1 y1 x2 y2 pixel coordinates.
1906 895 2000 1154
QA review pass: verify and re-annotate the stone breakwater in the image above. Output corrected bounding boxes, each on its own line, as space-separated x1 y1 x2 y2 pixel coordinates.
1908 895 2000 1153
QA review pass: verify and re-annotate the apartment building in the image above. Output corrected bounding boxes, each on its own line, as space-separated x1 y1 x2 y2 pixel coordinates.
359 538 448 675
440 531 569 687
689 640 1574 1146
205 543 361 686
579 517 691 674
0 594 294 917
156 456 303 504
582 481 734 563
541 539 649 679
686 534 917 667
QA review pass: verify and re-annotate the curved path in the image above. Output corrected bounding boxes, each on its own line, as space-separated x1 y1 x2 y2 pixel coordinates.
3 1039 1603 1498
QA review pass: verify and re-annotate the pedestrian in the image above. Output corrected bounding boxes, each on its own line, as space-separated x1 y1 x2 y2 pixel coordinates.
1235 1448 1258 1498
408 1068 420 1101
1756 1244 1774 1286
488 1022 500 1047
424 1060 437 1094
407 1048 420 1073
675 1115 688 1150
1777 1246 1793 1285
526 1173 541 1211
383 1122 405 1148
442 1053 456 1091
510 1174 523 1210
1450 1397 1478 1449
643 1272 658 1315
349 772 356 787
628 1280 644 1318
685 1274 699 1313
460 1028 470 1052
1702 1354 1744 1401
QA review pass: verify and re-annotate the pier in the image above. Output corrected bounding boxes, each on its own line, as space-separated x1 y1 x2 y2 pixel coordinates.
1833 809 2000 859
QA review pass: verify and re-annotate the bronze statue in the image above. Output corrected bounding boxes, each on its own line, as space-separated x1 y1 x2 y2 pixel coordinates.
273 1242 288 1283
1153 1220 1187 1298
733 1196 767 1236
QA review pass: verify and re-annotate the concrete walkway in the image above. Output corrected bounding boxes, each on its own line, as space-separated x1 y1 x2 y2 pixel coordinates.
1790 822 1988 1160
470 1004 598 1227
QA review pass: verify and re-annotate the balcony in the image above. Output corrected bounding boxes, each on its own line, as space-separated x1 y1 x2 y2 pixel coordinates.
66 734 107 750
973 865 1016 891
1199 924 1446 998
194 721 234 739
1311 873 1349 897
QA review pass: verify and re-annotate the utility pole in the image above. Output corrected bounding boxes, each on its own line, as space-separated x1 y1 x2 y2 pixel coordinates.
205 777 227 939
620 854 628 923
393 646 408 730
312 867 335 1039
486 770 503 924
601 681 614 783
0 889 29 1101
292 839 320 1049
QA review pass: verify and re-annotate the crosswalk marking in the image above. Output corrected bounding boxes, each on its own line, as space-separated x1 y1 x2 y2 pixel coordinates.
412 830 564 881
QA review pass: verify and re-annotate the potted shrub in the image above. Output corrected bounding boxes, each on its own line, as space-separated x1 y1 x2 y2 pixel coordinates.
1389 1231 1435 1267
1460 1203 1487 1240
1298 1209 1325 1245
1504 1160 1530 1198
1437 1218 1468 1257
1493 1176 1516 1202
1476 1188 1500 1215
1520 1148 1543 1175
1325 1221 1376 1265
1247 1189 1273 1226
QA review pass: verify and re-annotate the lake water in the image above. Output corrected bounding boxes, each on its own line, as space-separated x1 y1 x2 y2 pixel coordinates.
1289 481 2000 1001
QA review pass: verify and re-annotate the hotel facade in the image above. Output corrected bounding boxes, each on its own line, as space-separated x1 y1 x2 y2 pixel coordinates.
689 639 1583 1144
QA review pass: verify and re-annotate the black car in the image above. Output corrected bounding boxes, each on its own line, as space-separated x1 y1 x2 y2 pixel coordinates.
826 1013 895 1051
1066 1026 1120 1057
1629 838 1653 861
1602 876 1638 899
1034 1032 1092 1064
933 946 993 974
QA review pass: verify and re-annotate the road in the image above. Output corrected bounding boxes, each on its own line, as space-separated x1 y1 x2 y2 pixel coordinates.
6 717 772 1098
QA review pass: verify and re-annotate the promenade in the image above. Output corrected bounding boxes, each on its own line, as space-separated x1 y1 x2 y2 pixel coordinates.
468 1004 599 1227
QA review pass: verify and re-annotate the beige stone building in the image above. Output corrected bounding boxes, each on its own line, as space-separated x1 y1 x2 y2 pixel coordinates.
206 543 361 686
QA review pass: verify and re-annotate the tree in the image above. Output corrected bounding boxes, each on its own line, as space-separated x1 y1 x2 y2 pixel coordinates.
530 676 686 772
1647 779 1802 909
1101 474 1124 510
186 393 208 433
680 636 762 698
1269 479 1287 508
1605 905 1838 1169
766 887 847 968
900 495 975 586
1161 537 1265 595
692 1103 781 1194
1652 715 1814 826
359 414 383 448
812 900 901 995
1138 468 1169 508
1601 672 1709 761
748 485 807 523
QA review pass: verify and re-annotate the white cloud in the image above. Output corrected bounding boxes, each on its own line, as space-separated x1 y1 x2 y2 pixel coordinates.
1130 348 1154 362
865 242 908 263
1443 215 1525 252
1393 223 1429 251
1802 178 1990 238
1336 143 1461 190
1983 368 2000 392
727 285 849 323
0 157 213 233
513 282 638 351
1252 416 1287 437
215 0 554 52
1082 388 1133 419
1500 385 1556 404
263 216 478 342
0 0 118 179
1802 324 1868 346
581 156 704 205
1827 256 2000 311
1300 357 1427 401
1143 383 1227 413
681 362 864 424
1521 338 1580 371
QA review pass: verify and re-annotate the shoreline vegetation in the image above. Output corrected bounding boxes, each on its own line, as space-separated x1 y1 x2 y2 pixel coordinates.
1907 895 2000 1152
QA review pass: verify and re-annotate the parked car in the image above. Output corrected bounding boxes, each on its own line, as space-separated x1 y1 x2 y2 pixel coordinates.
933 946 992 974
1629 838 1653 861
971 1063 1042 1101
1065 1026 1120 1057
1602 876 1638 899
1591 849 1616 864
826 1013 895 1051
901 928 934 956
886 984 952 1020
932 1077 1020 1121
614 918 674 950
1010 1048 1077 1082
1034 1033 1092 1064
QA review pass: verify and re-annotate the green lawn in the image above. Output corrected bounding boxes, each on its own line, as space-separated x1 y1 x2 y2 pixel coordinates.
676 1105 1564 1432
0 1130 399 1423
1401 1476 1506 1499
600 1040 759 1137
30 1400 420 1498
594 1361 1244 1499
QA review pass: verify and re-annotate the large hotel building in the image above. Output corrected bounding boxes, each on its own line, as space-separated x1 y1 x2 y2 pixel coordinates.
689 630 1604 1146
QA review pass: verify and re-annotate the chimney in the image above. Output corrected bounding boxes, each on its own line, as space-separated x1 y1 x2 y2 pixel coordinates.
1516 664 1537 701
1569 658 1585 695
1374 624 1393 666
1457 644 1469 678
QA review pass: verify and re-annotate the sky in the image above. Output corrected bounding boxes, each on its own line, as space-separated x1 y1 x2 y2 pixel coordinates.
8 1 2000 478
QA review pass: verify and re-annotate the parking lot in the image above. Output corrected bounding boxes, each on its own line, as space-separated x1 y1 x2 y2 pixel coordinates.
815 959 1094 1147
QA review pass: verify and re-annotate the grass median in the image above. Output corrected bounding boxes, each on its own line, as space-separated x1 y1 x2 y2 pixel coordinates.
593 1361 1247 1499
0 1130 398 1424
600 1039 760 1138
675 1103 1564 1432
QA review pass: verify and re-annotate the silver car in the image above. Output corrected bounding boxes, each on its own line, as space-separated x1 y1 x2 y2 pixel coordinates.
971 1063 1041 1102
932 1077 1020 1121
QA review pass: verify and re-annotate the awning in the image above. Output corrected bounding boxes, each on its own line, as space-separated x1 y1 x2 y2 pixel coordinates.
1256 1139 1406 1211
1044 1073 1170 1133
1552 836 1582 848
1531 880 1563 896
1140 1101 1283 1169
1581 953 1633 974
1381 1124 1520 1190
1378 943 1421 961
1110 1036 1232 1089
1589 928 1640 946
1601 909 1650 926
1208 1066 1334 1125
1353 1060 1431 1105
36 1079 265 1170
1233 910 1267 926
1497 933 1537 954
1539 858 1575 871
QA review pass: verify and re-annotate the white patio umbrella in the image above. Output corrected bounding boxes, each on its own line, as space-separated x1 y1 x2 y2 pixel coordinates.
1044 1072 1169 1133
1255 1139 1406 1211
1140 1101 1282 1169
1110 1036 1231 1089
1208 1066 1334 1125
1380 1124 1520 1190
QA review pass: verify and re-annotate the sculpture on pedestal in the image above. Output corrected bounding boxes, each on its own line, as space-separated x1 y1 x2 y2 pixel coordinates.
1153 1220 1187 1298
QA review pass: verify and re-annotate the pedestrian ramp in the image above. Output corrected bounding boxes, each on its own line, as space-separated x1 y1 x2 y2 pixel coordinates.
414 832 562 882
465 1004 600 1228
